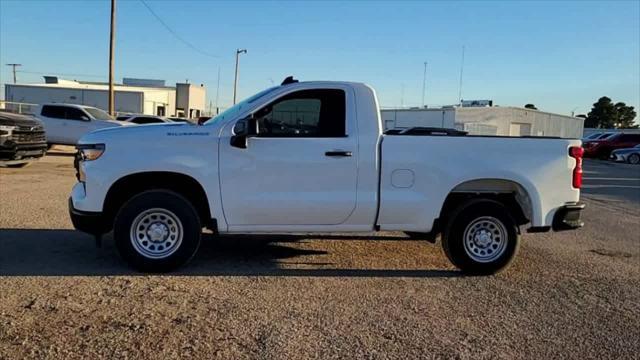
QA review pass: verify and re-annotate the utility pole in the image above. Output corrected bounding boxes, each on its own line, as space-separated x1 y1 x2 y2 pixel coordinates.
108 0 116 116
233 49 247 105
421 61 427 108
6 64 21 83
400 83 405 108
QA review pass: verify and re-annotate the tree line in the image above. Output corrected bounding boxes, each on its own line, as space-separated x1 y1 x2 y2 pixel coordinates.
524 97 637 129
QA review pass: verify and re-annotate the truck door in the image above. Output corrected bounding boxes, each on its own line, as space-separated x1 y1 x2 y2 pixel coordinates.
219 88 358 226
62 107 92 144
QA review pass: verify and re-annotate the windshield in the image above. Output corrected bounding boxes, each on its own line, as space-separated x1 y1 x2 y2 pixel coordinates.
597 133 614 139
84 107 114 121
204 86 280 125
585 133 602 139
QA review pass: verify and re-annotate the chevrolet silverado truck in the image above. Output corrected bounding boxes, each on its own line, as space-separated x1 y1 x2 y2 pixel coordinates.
69 78 585 274
0 112 47 167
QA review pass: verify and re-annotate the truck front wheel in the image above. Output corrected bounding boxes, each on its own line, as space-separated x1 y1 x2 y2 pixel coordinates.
114 190 201 272
442 199 520 275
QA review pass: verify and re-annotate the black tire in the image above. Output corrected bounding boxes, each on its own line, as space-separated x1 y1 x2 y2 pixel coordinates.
442 199 520 275
597 148 611 160
628 153 640 165
114 190 201 272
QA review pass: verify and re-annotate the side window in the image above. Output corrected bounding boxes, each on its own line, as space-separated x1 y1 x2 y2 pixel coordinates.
255 89 346 137
65 107 89 121
135 117 160 124
41 105 66 119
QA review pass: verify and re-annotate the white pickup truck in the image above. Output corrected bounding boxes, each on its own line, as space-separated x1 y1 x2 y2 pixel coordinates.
36 103 131 146
69 78 585 274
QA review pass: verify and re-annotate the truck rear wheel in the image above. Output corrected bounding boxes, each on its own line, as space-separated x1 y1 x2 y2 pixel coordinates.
442 199 520 275
114 190 201 272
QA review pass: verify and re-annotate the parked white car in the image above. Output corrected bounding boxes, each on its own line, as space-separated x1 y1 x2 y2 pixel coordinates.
36 104 131 146
69 78 585 274
119 115 173 125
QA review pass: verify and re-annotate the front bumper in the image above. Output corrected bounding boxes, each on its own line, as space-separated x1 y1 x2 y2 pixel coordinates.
69 197 110 235
552 202 585 231
609 153 626 162
0 141 47 161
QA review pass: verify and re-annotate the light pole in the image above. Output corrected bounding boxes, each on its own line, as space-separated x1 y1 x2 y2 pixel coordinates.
233 49 247 105
108 0 116 116
422 61 427 108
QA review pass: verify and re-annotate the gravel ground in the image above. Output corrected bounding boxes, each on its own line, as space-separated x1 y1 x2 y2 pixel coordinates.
1 151 639 359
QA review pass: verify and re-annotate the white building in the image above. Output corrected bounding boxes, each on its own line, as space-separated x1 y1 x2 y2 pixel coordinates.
4 77 206 118
381 106 585 138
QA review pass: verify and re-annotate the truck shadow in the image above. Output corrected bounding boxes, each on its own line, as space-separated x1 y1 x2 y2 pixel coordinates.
0 229 461 278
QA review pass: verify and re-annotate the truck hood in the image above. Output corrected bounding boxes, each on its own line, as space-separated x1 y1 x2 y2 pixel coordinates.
78 122 213 145
0 112 44 127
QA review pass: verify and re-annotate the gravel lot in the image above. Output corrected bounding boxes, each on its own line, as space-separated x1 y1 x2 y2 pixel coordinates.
1 150 639 359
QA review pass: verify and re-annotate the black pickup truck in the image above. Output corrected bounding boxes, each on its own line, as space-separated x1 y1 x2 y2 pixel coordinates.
0 111 47 167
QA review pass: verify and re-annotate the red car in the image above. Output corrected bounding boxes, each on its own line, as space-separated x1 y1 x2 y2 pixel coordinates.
582 133 640 159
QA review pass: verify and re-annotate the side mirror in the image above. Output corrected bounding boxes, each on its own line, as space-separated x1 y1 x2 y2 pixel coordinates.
230 115 258 149
81 115 90 121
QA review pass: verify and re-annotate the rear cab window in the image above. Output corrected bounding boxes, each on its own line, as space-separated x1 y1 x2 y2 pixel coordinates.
41 105 66 119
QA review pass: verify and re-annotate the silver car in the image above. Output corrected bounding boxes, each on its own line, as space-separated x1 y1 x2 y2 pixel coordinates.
610 144 640 164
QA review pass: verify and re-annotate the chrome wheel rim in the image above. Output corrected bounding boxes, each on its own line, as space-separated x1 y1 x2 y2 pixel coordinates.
629 154 640 164
130 208 183 259
463 216 508 263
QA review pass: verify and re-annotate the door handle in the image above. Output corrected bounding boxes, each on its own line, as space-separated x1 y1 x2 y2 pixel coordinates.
325 150 352 157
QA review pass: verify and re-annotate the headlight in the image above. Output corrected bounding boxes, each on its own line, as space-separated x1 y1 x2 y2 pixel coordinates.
76 144 105 161
0 125 16 136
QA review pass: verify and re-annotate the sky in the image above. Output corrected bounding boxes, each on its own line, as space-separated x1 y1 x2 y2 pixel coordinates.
1 0 639 116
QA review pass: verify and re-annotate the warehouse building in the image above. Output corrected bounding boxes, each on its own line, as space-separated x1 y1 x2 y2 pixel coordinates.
4 77 206 118
381 106 585 138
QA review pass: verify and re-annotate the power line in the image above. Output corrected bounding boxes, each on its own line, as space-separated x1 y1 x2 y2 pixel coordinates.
17 70 105 79
139 0 219 58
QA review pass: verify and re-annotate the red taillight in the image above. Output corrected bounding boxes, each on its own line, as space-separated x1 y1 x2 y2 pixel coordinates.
569 146 584 188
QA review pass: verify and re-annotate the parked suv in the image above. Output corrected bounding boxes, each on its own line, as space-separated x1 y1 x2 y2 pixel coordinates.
583 133 640 159
36 104 131 146
0 111 47 167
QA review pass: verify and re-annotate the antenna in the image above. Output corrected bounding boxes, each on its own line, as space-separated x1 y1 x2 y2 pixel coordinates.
458 45 465 105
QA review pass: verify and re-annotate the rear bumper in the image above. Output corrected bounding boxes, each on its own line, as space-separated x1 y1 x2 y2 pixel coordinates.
68 197 110 235
552 202 585 231
527 202 585 233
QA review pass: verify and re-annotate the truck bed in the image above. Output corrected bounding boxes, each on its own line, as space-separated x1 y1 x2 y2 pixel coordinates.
377 133 581 231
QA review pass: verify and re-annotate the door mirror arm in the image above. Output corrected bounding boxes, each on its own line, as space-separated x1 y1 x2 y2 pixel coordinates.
230 115 258 149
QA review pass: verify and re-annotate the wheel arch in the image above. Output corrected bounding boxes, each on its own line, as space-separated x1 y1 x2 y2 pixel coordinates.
103 171 215 232
438 178 539 229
